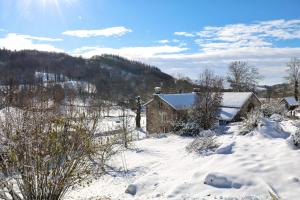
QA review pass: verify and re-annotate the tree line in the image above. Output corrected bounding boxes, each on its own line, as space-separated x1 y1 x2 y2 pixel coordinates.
0 49 194 105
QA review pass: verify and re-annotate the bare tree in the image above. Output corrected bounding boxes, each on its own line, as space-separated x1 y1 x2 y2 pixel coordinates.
119 101 133 148
286 57 300 101
0 106 100 200
191 69 223 130
227 61 262 92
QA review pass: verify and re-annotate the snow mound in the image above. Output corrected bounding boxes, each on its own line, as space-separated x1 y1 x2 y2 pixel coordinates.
215 142 235 154
258 118 290 139
269 114 283 122
204 173 246 189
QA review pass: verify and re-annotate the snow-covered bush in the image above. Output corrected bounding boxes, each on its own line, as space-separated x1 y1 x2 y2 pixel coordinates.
270 113 283 122
186 135 219 154
173 121 202 136
174 122 202 136
240 109 262 135
260 100 285 117
292 130 300 147
171 119 186 133
198 129 216 137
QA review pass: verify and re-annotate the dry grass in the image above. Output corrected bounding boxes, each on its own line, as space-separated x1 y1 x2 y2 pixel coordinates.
269 191 279 200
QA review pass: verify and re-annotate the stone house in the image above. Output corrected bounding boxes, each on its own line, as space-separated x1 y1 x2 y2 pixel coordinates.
144 90 261 133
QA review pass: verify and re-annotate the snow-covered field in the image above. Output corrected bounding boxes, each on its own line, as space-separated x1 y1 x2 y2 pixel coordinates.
65 116 300 200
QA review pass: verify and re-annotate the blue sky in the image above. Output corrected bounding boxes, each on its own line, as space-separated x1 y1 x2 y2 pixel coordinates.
0 0 300 85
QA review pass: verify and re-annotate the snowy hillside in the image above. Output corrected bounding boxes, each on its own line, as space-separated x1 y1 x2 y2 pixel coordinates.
35 71 96 93
65 116 300 200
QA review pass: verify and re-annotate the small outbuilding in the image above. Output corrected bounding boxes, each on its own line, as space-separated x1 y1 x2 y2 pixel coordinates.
280 97 299 111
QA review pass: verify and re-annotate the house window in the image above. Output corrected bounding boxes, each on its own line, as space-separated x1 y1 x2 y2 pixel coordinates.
160 112 167 123
158 101 163 109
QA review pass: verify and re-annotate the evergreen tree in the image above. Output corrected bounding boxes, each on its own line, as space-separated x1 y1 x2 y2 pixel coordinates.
136 96 141 128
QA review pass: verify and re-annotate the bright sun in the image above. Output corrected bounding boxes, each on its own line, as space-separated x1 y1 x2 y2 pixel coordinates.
41 0 77 8
18 0 77 16
41 0 76 6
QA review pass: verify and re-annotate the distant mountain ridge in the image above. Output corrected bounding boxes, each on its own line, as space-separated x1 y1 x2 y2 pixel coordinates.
0 49 193 101
256 83 293 99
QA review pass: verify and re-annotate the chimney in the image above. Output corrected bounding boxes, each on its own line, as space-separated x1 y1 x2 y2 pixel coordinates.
154 87 161 94
193 88 201 93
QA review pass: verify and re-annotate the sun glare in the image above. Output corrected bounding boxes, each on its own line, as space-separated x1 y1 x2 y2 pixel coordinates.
17 0 77 19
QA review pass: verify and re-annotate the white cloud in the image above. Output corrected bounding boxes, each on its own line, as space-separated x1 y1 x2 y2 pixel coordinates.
158 39 170 44
0 33 64 52
144 46 300 85
195 38 272 52
195 19 300 52
71 45 188 59
71 41 300 85
174 32 195 37
62 26 132 38
157 39 184 45
16 34 63 42
160 19 300 83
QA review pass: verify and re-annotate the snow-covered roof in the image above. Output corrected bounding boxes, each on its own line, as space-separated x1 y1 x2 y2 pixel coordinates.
157 92 253 110
146 92 255 122
221 92 253 108
218 107 240 121
158 93 195 110
282 97 299 106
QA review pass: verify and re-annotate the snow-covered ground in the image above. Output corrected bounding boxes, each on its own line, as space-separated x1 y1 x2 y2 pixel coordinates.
65 116 300 200
95 108 146 134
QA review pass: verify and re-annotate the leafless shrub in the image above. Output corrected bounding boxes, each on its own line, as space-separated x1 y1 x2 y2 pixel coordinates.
0 106 100 200
93 135 121 172
186 135 219 154
240 109 262 135
260 100 285 117
118 101 134 149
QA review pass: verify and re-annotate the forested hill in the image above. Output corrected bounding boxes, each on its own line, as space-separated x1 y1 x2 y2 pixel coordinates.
0 49 193 101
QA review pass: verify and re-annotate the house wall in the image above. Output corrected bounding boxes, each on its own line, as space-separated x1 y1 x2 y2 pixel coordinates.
146 95 183 133
233 94 261 121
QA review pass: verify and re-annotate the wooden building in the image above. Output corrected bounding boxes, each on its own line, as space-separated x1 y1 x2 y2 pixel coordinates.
280 97 299 111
